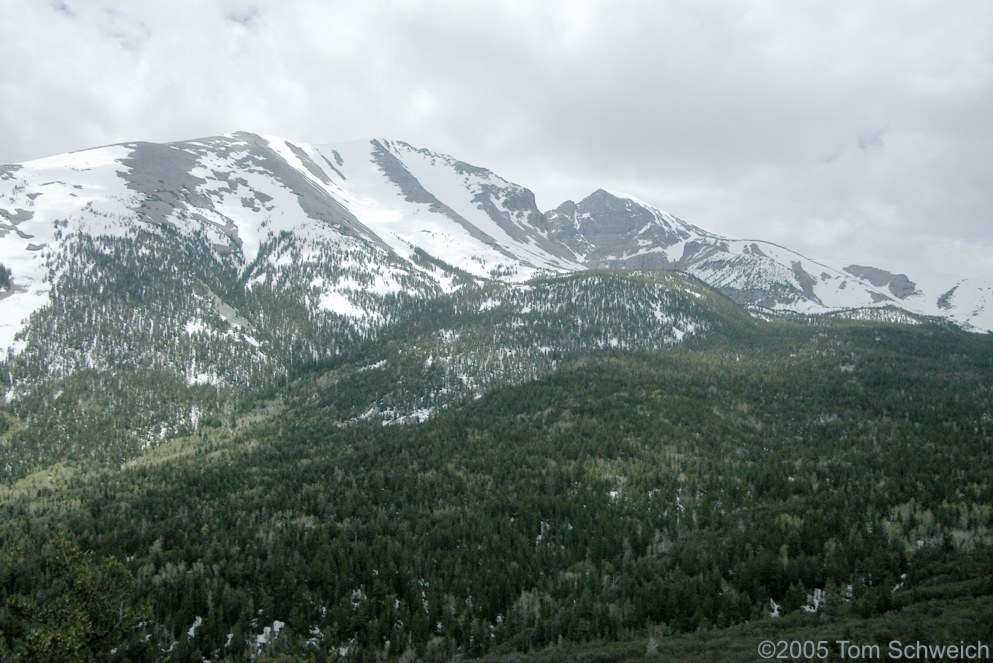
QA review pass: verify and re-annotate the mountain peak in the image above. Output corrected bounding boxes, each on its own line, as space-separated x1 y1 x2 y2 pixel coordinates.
2 131 992 338
589 188 653 208
547 187 695 270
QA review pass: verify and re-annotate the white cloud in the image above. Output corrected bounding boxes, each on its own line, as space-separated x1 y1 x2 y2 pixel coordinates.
1 0 991 279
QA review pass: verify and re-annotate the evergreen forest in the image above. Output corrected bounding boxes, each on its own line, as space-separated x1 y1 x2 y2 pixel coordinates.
1 285 992 661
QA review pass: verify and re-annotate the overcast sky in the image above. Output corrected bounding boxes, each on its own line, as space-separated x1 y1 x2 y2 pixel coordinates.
2 1 991 280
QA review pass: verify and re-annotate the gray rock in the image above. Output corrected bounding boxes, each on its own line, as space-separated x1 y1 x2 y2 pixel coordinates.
844 264 919 299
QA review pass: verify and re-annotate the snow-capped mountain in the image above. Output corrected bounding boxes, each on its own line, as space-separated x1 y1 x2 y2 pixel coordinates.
3 131 991 347
1 129 991 393
0 131 740 478
2 130 992 479
547 189 993 331
0 132 585 357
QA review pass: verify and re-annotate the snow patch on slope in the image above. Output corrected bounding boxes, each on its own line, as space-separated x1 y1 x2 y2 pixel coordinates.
0 145 140 358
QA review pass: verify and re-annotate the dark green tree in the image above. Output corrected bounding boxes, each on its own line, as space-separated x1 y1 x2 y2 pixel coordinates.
5 538 148 662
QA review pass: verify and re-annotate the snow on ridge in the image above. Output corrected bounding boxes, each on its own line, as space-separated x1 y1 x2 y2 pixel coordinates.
260 134 348 199
601 189 655 210
186 139 358 266
395 146 543 257
5 132 991 337
19 144 132 171
323 138 583 278
319 139 549 281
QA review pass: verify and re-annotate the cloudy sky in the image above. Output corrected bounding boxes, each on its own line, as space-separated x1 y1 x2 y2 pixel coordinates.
2 0 991 280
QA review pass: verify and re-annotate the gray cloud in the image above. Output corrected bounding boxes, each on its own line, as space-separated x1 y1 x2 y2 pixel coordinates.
2 0 991 279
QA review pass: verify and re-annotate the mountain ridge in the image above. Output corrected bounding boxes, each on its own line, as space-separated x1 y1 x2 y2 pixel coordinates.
2 130 991 346
3 131 761 479
4 132 993 662
547 187 993 329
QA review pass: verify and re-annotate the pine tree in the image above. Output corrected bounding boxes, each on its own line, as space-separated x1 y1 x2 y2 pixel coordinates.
6 538 148 662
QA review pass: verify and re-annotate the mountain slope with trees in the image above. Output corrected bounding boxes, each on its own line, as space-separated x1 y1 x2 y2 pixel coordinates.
1 134 991 660
2 313 991 661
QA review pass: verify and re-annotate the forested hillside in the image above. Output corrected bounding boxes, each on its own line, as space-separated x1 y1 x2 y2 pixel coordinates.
2 311 991 661
1 125 990 663
0 269 734 481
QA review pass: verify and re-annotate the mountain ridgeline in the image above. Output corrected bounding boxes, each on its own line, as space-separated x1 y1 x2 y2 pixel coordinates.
0 133 992 661
0 131 990 476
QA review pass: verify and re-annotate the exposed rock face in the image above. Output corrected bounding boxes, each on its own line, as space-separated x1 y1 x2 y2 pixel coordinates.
547 189 693 269
2 131 992 343
844 265 919 299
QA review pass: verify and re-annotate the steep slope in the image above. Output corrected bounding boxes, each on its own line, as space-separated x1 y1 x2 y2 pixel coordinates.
4 132 990 360
545 188 702 268
0 133 498 476
0 135 710 479
839 262 993 332
324 138 582 280
283 269 748 427
547 189 993 330
2 132 992 661
2 131 991 480
0 133 586 359
0 134 439 357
